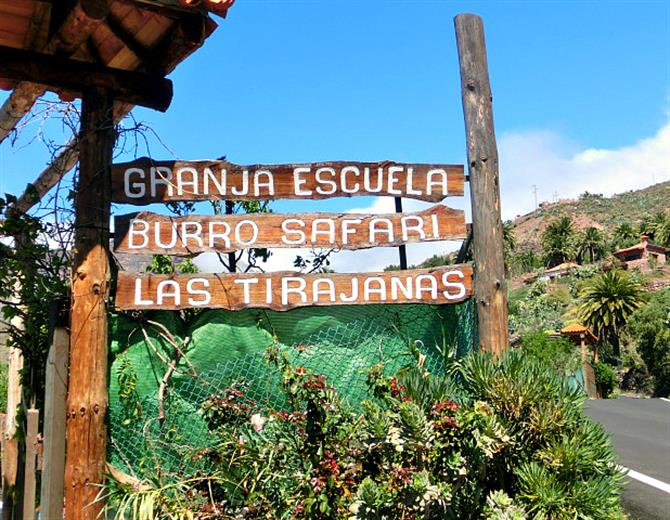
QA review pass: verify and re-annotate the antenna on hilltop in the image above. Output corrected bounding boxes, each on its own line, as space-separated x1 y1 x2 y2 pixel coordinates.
532 185 538 209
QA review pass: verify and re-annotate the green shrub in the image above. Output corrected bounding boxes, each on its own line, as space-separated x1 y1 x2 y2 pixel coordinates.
520 331 581 376
104 350 625 519
593 361 618 398
508 281 569 336
625 288 670 396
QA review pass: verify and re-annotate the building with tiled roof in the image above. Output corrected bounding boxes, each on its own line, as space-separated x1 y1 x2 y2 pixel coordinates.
614 235 667 272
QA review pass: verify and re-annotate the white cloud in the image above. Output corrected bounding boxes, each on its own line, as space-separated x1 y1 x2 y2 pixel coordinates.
196 123 669 273
499 124 670 220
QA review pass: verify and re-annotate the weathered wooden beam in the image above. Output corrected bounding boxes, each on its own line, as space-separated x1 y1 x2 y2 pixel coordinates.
22 408 40 520
1 338 23 520
112 159 465 204
9 140 79 216
7 11 214 217
115 265 474 311
65 87 115 520
0 45 173 111
40 306 69 520
114 205 467 255
0 0 110 143
455 14 508 355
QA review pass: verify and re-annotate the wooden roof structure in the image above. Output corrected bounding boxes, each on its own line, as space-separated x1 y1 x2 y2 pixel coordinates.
560 323 598 344
0 0 233 215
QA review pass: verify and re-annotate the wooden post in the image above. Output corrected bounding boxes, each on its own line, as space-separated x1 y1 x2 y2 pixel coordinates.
22 408 39 520
40 322 69 520
2 274 26 520
2 341 23 520
65 86 115 520
225 200 237 272
394 197 408 269
455 14 509 355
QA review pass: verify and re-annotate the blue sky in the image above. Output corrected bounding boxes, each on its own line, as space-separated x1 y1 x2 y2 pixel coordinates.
1 0 668 270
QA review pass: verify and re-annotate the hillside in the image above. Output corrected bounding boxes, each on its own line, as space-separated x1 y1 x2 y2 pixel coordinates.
512 181 670 252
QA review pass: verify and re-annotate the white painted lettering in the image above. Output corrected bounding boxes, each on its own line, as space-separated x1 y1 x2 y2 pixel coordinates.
369 218 394 243
415 274 438 300
124 168 146 198
341 166 361 194
231 171 249 196
391 277 413 300
208 221 231 249
364 277 386 301
401 216 426 241
234 278 259 304
442 270 466 300
312 279 336 302
157 280 180 306
281 219 306 245
427 169 448 196
387 166 403 195
363 167 383 193
133 278 153 306
406 167 422 196
294 167 312 196
180 221 203 249
176 167 198 196
150 167 173 197
311 218 336 244
235 220 259 246
282 277 307 306
155 222 178 249
315 167 337 195
342 219 362 245
128 219 149 249
254 170 275 196
339 279 359 302
203 167 226 196
187 278 211 306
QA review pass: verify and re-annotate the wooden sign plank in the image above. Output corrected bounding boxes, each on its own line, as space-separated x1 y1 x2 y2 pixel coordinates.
115 265 473 311
114 205 467 256
111 157 465 204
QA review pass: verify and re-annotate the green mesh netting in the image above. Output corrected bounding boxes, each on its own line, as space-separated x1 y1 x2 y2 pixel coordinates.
108 300 477 479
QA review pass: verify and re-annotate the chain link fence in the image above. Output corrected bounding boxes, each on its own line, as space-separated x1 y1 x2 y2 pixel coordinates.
108 300 477 480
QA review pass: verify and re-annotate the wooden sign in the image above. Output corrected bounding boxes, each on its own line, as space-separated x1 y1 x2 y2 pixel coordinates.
115 265 473 311
114 205 466 256
111 158 464 204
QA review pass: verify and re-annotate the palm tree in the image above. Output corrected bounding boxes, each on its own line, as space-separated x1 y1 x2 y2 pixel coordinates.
577 270 645 356
612 222 637 249
577 227 607 264
652 213 670 247
541 217 576 268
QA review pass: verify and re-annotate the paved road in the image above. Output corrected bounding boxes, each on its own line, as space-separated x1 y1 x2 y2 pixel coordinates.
585 397 670 520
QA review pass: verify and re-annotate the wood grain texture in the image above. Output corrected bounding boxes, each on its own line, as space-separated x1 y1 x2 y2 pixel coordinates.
1 341 23 520
40 327 69 520
455 14 509 355
0 44 173 111
65 88 114 520
115 265 473 311
7 11 214 217
111 158 465 204
113 204 467 255
22 408 39 520
0 0 110 144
